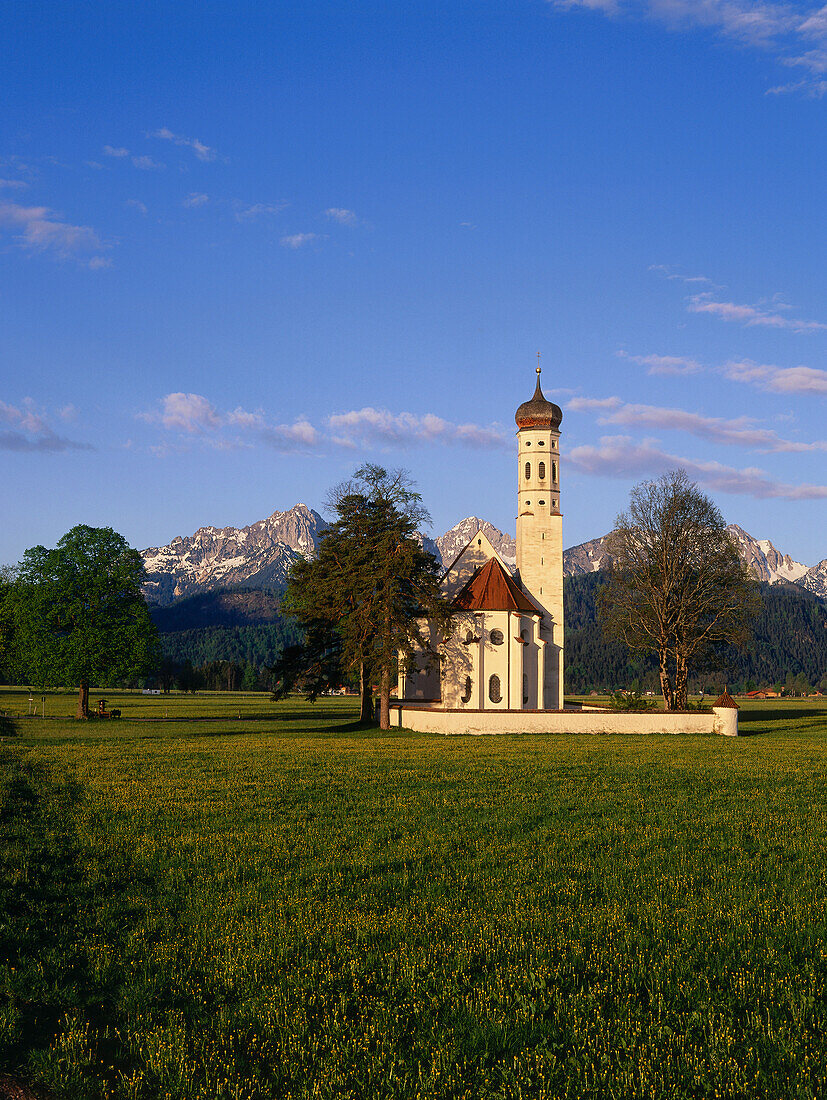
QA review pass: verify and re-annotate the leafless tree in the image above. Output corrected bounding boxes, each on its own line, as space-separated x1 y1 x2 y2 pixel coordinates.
597 470 759 710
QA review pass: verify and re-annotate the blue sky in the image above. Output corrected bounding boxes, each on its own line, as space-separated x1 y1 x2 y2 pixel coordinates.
2 0 826 566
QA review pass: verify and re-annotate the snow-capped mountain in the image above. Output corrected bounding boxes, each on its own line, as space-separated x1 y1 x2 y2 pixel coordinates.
560 524 826 600
141 503 826 607
141 504 326 605
562 534 612 577
434 517 516 570
725 525 810 586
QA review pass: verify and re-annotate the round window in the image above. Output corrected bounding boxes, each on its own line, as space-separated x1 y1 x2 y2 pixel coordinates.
490 629 504 646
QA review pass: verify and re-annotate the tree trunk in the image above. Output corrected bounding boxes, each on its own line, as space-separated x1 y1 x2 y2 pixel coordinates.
76 680 89 719
674 651 688 710
658 648 674 711
359 662 372 724
379 666 391 730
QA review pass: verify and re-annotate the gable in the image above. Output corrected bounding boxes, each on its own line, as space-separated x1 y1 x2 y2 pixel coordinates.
442 529 512 598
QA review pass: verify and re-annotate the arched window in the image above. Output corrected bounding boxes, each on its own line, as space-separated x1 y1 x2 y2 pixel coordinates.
461 676 472 704
488 675 501 703
552 462 557 482
490 629 504 646
538 461 546 480
525 461 531 480
523 673 529 705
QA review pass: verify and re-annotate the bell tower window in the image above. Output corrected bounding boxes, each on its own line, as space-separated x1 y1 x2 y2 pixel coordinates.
524 461 530 480
538 461 546 480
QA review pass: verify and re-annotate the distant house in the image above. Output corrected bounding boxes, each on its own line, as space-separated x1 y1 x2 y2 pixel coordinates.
746 690 779 699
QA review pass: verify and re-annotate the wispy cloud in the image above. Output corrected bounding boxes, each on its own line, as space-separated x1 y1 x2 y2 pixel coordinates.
568 394 827 452
234 201 288 221
722 359 827 394
549 0 827 95
327 407 509 450
648 263 716 286
149 128 218 162
325 207 358 225
132 155 164 171
0 178 28 190
142 393 320 453
0 398 92 452
125 199 148 215
183 192 209 208
568 434 827 500
103 145 130 158
280 232 325 249
143 394 506 454
687 292 827 332
0 202 109 266
617 350 703 375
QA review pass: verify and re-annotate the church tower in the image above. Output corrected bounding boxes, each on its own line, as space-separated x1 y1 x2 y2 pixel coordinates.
515 365 564 709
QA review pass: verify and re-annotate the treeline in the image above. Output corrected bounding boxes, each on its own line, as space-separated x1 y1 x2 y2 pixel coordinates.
157 621 303 668
158 657 275 693
564 572 827 695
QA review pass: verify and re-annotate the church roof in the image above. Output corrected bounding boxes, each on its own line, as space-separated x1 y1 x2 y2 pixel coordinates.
453 557 538 614
515 370 563 430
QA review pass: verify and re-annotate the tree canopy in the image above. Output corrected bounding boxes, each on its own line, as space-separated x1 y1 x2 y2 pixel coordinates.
276 464 451 727
7 525 158 716
597 470 759 710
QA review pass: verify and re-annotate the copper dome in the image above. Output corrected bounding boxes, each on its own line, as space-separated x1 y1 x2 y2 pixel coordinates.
515 371 562 429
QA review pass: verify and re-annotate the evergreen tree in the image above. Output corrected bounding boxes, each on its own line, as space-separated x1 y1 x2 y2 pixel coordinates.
278 465 451 727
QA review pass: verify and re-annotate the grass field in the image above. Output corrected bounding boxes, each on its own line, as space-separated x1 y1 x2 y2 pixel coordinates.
2 690 827 1099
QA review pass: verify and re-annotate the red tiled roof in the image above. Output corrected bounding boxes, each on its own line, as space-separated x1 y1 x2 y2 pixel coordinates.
453 558 538 614
713 688 739 709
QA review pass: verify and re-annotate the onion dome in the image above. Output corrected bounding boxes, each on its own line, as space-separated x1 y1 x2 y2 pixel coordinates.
515 367 562 429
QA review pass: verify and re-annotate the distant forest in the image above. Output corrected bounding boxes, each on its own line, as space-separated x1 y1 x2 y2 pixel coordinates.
148 577 827 695
564 572 827 695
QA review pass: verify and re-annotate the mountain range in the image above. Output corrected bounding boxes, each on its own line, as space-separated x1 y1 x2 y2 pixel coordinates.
141 504 827 605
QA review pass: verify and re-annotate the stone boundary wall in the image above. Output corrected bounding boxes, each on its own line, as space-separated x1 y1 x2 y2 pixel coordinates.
390 704 738 737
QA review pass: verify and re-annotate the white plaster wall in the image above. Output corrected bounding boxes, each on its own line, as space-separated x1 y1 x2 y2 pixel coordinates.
391 705 738 737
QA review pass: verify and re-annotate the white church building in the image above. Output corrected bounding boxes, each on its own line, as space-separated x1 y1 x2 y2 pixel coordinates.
390 368 740 737
396 367 565 715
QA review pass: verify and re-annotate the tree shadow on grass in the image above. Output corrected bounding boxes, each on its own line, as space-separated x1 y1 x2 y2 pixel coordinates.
0 751 155 1094
741 706 827 731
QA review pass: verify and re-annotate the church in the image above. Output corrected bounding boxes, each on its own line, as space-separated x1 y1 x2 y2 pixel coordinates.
397 367 565 713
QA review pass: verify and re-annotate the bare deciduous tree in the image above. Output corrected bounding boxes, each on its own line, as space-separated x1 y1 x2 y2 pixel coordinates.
597 470 759 710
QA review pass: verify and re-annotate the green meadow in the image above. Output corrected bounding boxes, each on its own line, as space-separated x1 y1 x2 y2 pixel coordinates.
2 691 826 1099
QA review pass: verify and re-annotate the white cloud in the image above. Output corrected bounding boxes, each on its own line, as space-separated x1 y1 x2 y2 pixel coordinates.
125 199 148 215
0 178 28 190
183 192 209 207
617 350 704 374
149 128 217 162
280 232 324 249
132 155 164 171
234 202 288 221
0 202 108 265
145 394 320 453
568 395 827 452
327 407 509 450
325 207 357 225
687 292 827 332
156 393 222 433
549 0 827 94
0 398 92 452
722 359 827 394
567 434 827 500
103 145 130 158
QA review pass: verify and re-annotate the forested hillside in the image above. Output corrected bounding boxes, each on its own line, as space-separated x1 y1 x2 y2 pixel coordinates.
564 573 827 695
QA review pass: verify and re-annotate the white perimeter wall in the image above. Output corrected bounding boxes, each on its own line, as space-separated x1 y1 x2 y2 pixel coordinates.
390 706 739 737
